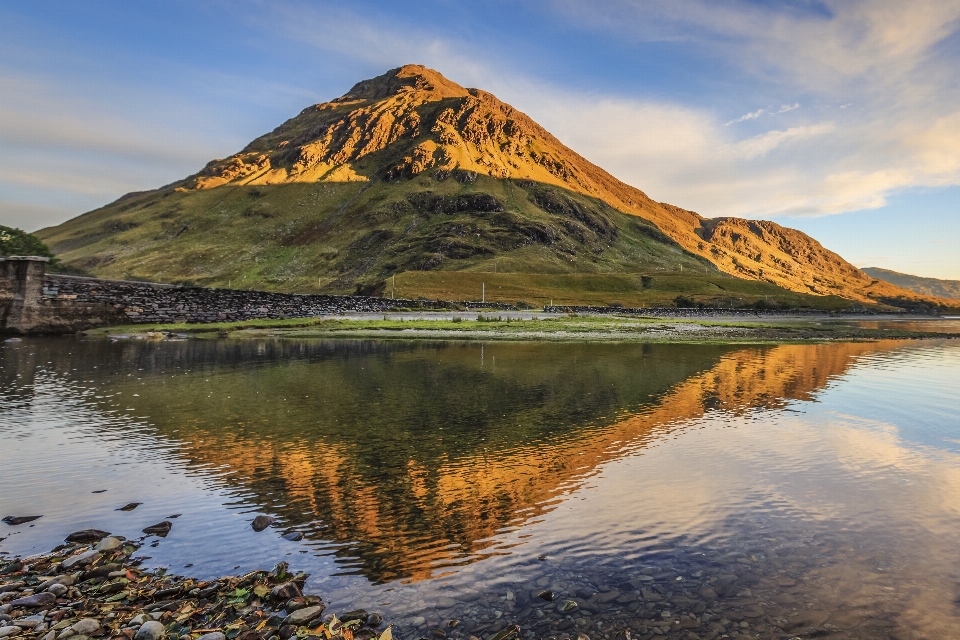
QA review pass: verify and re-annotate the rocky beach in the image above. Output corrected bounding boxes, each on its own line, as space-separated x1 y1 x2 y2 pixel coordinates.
2 519 939 640
0 528 390 640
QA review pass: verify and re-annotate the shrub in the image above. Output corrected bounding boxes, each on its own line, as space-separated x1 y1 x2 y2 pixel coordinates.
0 226 54 258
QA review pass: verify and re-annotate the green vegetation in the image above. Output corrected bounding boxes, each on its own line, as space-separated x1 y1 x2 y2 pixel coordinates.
0 225 81 272
37 177 716 292
36 176 870 309
388 271 858 310
1 225 55 258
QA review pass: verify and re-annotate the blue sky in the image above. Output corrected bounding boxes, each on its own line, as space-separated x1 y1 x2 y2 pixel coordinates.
1 0 958 278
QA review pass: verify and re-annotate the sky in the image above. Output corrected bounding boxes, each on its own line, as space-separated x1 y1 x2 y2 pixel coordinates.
1 0 959 279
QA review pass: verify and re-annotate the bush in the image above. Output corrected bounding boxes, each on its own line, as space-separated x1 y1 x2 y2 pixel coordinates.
0 226 54 258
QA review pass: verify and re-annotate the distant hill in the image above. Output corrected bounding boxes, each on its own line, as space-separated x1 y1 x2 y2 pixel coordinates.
862 268 960 301
36 64 948 310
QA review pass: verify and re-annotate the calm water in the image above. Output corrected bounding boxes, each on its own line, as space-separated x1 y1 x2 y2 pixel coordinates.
2 337 959 639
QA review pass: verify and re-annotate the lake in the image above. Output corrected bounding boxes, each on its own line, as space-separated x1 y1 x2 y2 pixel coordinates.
2 336 959 639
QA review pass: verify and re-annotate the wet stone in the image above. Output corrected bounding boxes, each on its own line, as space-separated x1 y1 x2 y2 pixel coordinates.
282 605 324 626
134 621 165 640
64 530 110 544
251 516 275 532
1 517 42 526
270 582 300 600
94 537 123 552
141 521 172 536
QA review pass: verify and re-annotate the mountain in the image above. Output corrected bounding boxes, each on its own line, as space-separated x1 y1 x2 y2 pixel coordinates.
36 65 945 309
862 268 960 301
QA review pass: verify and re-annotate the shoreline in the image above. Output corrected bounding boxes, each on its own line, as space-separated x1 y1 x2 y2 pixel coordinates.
0 533 390 640
75 314 960 344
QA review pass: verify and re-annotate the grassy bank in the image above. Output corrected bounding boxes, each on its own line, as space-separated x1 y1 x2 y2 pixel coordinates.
83 314 960 343
387 271 861 310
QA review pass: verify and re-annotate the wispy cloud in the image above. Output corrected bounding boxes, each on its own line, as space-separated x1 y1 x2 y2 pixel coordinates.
779 103 800 113
734 123 834 160
725 108 764 126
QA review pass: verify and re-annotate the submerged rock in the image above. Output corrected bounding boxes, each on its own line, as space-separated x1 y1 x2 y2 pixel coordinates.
251 515 275 532
141 521 172 536
1 516 42 526
64 529 110 543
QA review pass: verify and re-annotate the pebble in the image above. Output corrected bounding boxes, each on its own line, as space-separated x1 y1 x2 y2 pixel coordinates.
61 550 101 569
281 532 303 541
44 584 67 597
13 616 44 629
127 615 149 627
94 537 123 552
133 621 165 640
195 633 225 640
116 503 142 512
271 582 301 599
69 621 99 636
251 516 275 532
0 627 22 638
8 592 55 608
282 605 324 626
38 576 75 590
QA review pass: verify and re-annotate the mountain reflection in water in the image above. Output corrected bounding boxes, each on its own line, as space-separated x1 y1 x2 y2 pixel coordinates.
0 338 906 581
2 338 959 639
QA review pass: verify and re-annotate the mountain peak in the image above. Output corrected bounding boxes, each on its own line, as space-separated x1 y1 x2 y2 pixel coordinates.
65 64 936 306
343 64 469 101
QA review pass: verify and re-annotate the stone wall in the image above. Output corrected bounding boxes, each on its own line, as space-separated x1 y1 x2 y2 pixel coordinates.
36 274 467 330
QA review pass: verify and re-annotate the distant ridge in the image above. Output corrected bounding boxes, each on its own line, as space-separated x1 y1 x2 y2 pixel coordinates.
36 65 950 309
862 268 960 301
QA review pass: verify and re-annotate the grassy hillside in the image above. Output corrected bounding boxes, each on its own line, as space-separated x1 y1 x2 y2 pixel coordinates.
863 267 960 301
38 176 716 292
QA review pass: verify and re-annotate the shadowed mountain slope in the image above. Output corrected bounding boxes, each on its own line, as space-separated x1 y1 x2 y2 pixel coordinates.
863 268 960 301
37 65 945 308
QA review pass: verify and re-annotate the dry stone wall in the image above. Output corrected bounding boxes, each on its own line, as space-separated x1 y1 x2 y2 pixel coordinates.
42 274 454 325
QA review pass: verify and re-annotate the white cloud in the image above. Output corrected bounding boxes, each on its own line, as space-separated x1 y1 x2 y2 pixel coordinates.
779 103 800 113
725 108 764 126
733 123 835 160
